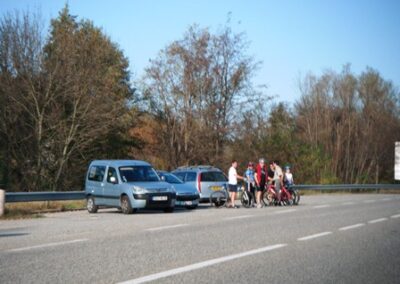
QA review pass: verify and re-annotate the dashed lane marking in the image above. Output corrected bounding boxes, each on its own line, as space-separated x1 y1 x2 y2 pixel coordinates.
390 214 400 219
297 232 332 241
145 224 189 232
339 223 365 231
224 215 254 221
313 205 331 209
7 239 89 253
368 218 388 224
117 243 287 284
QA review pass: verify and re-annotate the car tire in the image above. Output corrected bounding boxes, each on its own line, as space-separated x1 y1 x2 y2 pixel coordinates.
121 195 133 214
87 196 98 213
163 207 174 213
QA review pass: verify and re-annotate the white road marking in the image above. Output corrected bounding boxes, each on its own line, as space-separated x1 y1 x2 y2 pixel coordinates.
224 215 254 220
7 239 89 253
145 224 189 232
341 202 355 206
363 200 374 203
380 198 391 202
271 209 297 214
313 204 331 209
297 232 332 241
118 244 287 284
368 218 388 224
390 214 400 219
339 223 365 231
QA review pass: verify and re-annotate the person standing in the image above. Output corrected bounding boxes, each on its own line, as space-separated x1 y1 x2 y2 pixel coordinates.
228 160 244 208
272 160 284 204
244 162 256 204
284 166 294 188
254 158 267 208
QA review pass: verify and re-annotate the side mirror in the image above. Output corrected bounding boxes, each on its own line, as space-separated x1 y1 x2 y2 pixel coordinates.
110 176 117 184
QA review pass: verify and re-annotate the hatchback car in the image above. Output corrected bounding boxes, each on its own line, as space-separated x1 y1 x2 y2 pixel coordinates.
157 171 200 209
171 166 228 202
85 160 176 214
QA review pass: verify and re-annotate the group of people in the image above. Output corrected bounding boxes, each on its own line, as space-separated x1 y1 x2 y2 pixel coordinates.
228 159 294 208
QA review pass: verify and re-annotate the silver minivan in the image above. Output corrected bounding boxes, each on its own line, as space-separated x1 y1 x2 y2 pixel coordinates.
85 160 176 214
171 166 228 202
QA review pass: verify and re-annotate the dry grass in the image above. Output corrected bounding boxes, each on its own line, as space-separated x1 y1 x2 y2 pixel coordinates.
1 200 86 220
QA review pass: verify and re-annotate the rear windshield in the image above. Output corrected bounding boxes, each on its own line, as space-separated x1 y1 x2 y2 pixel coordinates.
119 166 160 182
201 171 227 182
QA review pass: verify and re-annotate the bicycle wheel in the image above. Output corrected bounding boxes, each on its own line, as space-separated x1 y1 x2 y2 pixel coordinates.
241 191 254 208
294 190 300 205
210 190 228 208
262 190 274 206
289 189 298 205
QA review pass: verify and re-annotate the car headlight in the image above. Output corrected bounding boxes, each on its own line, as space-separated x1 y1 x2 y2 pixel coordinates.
132 186 148 194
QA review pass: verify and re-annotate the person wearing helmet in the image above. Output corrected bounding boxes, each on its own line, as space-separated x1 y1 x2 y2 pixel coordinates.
254 158 267 208
284 165 294 188
244 162 256 205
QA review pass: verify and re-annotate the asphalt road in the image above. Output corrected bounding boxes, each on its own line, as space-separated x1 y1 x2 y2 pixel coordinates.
1 194 399 284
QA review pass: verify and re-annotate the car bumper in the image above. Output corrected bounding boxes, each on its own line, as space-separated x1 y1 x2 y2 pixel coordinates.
175 194 200 206
133 192 176 208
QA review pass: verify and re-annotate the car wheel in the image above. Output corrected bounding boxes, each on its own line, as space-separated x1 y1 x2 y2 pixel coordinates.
121 195 133 214
163 207 174 213
87 196 98 213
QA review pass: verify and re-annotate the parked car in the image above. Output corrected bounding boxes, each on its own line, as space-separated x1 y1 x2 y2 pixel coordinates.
171 166 228 202
85 160 176 214
157 171 200 209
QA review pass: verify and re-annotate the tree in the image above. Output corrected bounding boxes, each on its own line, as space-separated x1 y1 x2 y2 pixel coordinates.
141 24 259 169
0 6 135 191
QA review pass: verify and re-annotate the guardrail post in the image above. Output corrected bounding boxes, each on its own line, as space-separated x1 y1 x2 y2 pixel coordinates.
0 189 5 217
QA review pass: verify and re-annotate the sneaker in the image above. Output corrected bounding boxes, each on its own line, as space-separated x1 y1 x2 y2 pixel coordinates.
257 203 262 209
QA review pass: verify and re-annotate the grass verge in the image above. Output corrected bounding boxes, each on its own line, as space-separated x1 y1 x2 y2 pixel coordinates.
1 200 86 220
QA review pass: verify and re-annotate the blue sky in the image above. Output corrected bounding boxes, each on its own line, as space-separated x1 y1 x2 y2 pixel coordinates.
1 0 399 104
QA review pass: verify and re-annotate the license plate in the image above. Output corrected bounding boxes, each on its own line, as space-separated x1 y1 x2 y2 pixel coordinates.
210 186 222 191
152 196 167 201
184 201 192 205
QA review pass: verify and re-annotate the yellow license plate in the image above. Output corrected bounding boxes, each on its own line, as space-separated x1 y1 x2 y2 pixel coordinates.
210 186 222 191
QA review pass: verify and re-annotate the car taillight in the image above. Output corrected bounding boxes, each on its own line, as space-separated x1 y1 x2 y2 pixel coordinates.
197 174 201 193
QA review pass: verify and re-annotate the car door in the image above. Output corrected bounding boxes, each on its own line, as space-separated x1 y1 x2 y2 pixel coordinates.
86 165 106 205
103 166 121 206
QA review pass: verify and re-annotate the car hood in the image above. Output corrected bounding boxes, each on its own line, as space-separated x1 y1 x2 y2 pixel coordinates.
172 183 199 195
126 181 173 192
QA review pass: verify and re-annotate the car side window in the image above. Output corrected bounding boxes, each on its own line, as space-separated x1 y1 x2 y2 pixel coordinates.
185 172 197 182
88 165 106 182
106 167 118 184
174 172 186 181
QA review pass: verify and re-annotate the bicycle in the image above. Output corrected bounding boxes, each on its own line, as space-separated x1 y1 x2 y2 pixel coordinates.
285 183 300 205
240 179 254 208
262 183 295 206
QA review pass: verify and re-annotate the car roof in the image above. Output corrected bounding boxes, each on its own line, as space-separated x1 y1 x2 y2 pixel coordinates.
172 165 223 172
89 160 152 167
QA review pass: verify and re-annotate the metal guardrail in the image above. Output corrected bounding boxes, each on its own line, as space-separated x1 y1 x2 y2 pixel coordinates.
291 184 400 191
3 184 400 203
5 191 85 203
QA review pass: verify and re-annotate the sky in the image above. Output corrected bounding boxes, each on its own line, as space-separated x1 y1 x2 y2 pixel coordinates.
1 0 399 104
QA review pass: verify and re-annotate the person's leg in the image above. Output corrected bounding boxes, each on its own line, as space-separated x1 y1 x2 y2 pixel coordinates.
275 179 281 203
231 191 236 207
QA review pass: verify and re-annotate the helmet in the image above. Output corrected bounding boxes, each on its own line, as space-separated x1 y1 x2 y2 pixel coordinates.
284 165 291 170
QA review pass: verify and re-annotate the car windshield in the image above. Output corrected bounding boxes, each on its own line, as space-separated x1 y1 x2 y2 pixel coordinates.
119 166 160 182
162 173 183 184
